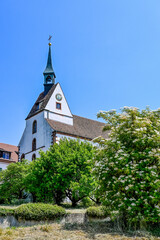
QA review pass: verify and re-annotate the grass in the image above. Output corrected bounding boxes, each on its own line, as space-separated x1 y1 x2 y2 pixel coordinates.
0 223 159 240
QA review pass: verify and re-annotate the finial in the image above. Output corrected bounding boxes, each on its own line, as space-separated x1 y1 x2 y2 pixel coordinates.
48 35 52 46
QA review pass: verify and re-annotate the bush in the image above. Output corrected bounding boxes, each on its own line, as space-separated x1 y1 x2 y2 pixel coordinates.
0 208 15 216
95 107 160 228
14 203 66 221
80 197 94 207
86 206 108 218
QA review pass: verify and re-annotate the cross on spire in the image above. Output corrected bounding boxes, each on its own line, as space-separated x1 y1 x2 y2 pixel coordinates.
48 35 52 45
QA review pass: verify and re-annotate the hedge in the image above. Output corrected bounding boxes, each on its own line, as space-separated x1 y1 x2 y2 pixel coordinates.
86 206 108 218
0 208 14 216
14 203 66 221
0 203 66 221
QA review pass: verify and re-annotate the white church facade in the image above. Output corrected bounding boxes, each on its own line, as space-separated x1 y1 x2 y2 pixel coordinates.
19 42 108 161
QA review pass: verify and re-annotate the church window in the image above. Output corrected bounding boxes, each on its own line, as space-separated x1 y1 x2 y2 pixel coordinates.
56 102 61 110
32 154 36 161
21 154 25 161
32 120 37 134
52 131 56 144
32 138 36 151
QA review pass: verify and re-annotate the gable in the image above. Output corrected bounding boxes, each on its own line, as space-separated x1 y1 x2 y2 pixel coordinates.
45 83 72 118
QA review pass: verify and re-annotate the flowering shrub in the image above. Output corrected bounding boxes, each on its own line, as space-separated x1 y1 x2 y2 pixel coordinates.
94 107 160 228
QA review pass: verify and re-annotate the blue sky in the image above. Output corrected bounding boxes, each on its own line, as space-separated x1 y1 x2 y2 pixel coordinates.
1 0 160 145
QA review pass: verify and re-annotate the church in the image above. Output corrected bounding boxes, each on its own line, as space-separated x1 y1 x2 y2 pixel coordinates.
19 41 108 161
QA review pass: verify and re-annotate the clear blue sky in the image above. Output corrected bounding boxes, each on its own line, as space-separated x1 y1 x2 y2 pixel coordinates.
1 0 160 146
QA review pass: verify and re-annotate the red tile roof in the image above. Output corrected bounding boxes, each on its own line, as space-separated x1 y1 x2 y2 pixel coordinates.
0 143 18 162
46 115 109 140
26 83 58 120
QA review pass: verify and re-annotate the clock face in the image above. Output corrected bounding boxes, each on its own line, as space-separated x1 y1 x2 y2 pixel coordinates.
56 93 62 101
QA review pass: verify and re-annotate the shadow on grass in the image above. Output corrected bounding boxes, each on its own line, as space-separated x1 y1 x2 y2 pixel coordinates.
62 222 160 239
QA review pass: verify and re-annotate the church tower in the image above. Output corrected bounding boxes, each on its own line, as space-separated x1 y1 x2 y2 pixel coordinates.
18 39 108 162
43 41 56 95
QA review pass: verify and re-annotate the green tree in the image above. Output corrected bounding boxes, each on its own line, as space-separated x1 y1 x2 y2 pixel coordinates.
95 107 160 228
0 160 29 203
27 138 96 206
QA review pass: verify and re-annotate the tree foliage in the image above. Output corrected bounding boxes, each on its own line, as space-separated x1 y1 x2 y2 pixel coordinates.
95 107 160 227
0 160 29 203
26 138 96 206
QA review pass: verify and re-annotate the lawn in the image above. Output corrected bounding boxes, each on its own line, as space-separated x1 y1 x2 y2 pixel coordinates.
0 223 159 240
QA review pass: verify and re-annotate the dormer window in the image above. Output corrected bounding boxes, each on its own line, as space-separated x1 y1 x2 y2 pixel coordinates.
32 120 37 134
0 150 10 159
56 102 61 110
36 103 39 111
2 152 10 160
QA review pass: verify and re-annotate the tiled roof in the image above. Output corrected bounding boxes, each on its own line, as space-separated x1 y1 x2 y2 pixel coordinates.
46 115 109 140
26 83 58 119
0 143 18 162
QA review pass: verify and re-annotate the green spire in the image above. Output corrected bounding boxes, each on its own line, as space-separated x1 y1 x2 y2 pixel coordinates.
43 41 56 95
43 43 56 76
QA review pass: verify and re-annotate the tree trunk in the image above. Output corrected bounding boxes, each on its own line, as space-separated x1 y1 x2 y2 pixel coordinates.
31 192 37 202
71 198 78 207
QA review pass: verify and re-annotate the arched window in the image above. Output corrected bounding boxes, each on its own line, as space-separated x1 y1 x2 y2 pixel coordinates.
32 154 36 161
32 120 37 134
46 76 52 83
32 138 36 151
21 154 25 161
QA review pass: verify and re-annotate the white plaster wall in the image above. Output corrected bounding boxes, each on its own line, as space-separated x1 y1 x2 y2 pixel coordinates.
0 162 10 170
19 111 53 162
45 83 73 124
44 110 73 125
19 83 75 161
55 134 98 147
56 133 92 144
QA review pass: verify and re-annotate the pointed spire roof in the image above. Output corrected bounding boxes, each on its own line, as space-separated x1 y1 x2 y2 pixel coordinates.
43 43 55 75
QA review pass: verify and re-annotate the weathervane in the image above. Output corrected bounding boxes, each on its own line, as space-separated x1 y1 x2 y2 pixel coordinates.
48 35 52 46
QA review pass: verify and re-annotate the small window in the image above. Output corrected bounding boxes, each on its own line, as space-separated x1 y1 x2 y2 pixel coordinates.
32 154 36 161
21 154 25 161
32 138 36 151
36 103 39 111
46 76 52 83
56 102 61 110
32 120 37 134
3 152 10 159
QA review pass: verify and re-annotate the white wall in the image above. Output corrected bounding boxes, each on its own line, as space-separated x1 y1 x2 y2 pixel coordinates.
19 83 74 161
19 111 53 162
45 83 73 125
56 133 92 144
0 162 10 170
